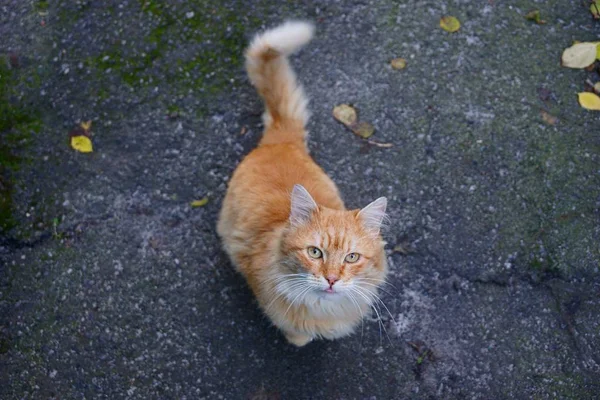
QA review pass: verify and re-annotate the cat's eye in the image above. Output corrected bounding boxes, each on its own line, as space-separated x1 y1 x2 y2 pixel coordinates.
307 246 323 259
345 253 360 263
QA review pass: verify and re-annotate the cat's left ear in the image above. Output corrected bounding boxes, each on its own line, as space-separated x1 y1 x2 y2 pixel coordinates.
290 184 318 226
357 197 387 233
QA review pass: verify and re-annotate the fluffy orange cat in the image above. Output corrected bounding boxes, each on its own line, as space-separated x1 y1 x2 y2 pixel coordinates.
217 21 388 347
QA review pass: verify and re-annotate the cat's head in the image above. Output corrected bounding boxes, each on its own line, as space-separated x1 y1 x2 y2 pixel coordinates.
276 184 388 310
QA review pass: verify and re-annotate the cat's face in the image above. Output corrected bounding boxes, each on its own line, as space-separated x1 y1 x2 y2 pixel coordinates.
275 185 388 311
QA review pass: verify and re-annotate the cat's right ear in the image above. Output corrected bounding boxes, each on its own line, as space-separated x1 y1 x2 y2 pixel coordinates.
290 184 318 226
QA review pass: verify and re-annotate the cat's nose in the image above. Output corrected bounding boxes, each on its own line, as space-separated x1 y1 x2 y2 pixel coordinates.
326 275 339 286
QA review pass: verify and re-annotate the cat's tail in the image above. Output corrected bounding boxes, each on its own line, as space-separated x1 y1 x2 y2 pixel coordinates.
245 21 314 146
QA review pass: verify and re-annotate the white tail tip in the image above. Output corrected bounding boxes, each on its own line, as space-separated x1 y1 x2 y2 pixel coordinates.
250 21 315 56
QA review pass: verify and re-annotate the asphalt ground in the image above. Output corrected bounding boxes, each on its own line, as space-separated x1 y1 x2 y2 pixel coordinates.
1 1 599 398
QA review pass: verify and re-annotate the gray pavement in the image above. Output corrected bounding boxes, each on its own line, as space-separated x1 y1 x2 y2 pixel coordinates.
1 0 599 398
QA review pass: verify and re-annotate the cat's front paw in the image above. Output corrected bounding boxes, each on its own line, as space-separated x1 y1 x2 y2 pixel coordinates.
284 331 313 347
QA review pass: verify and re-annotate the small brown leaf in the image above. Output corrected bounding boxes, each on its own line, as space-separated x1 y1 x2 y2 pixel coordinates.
351 121 375 138
332 104 358 126
240 126 247 135
390 58 407 70
393 241 414 255
525 10 546 24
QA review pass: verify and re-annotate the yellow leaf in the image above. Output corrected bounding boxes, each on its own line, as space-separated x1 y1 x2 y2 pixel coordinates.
440 16 460 33
80 120 92 131
390 58 407 70
351 121 375 138
561 43 597 69
190 197 209 207
578 92 600 111
70 135 93 153
332 104 357 126
597 43 600 60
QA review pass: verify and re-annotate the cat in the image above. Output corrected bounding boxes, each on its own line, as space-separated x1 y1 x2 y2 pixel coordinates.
217 21 389 347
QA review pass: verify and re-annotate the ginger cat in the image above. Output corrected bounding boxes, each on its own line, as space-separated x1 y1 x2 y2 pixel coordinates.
217 21 388 347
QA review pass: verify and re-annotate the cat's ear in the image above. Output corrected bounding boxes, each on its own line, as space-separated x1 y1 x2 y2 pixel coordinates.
290 184 318 226
357 197 387 233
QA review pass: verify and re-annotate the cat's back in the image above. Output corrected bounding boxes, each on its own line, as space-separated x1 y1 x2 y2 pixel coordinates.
227 142 342 215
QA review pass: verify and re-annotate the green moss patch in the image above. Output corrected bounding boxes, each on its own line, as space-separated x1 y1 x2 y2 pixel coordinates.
0 58 43 233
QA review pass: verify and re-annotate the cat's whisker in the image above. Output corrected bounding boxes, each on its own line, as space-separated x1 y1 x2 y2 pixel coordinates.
355 277 399 291
273 278 312 288
372 302 393 347
283 285 313 318
345 290 365 351
265 277 312 295
271 281 308 300
351 286 393 346
371 304 383 347
346 291 364 320
355 285 396 325
263 289 288 313
354 286 397 318
262 273 310 285
264 280 311 313
353 279 395 297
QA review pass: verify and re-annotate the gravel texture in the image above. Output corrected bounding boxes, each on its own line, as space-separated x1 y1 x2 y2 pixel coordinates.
1 0 599 399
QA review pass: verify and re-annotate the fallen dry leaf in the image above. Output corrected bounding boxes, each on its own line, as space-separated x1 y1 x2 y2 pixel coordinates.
440 16 460 33
240 126 247 135
80 120 92 131
191 197 209 207
393 242 414 255
525 10 546 24
351 121 375 139
390 58 407 70
594 82 600 93
332 104 381 142
561 42 597 69
540 110 558 125
332 104 358 126
70 136 93 153
578 92 600 110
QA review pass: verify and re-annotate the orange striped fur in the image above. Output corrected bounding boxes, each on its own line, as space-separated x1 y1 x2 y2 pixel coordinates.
217 21 388 346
